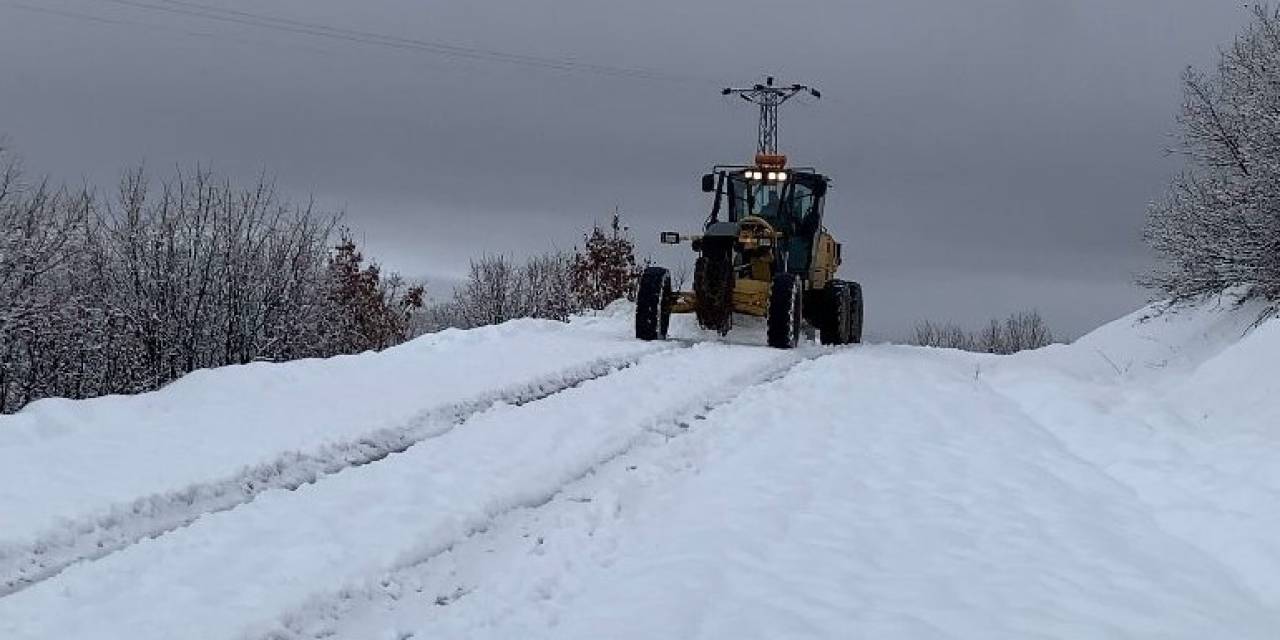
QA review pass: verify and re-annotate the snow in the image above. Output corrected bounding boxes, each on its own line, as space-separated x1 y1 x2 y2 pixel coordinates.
0 343 800 640
304 331 1279 640
2 296 1279 639
984 295 1280 609
0 319 659 590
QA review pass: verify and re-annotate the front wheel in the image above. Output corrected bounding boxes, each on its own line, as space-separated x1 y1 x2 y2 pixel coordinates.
767 273 803 349
635 267 673 341
693 242 735 335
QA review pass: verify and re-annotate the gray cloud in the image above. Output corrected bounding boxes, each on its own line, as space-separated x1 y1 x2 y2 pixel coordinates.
0 0 1251 338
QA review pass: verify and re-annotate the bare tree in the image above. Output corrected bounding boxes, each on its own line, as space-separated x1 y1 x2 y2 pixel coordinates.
0 152 422 414
1000 311 1054 353
911 320 976 351
0 148 97 411
977 319 1005 354
453 254 520 329
517 251 576 321
1144 5 1280 308
911 311 1054 354
670 260 692 294
449 251 579 329
412 301 465 334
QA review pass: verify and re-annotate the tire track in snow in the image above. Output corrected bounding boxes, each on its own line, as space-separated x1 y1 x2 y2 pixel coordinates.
0 347 675 598
0 342 834 640
286 344 1278 640
251 346 833 640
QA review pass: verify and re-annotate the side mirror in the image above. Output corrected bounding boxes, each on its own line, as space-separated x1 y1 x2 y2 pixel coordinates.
701 173 716 193
659 231 682 245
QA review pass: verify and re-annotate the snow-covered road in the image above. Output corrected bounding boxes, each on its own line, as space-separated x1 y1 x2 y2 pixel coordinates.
2 301 1278 638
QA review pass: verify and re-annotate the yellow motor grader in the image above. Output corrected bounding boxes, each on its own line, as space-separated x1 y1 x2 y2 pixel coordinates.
635 78 862 349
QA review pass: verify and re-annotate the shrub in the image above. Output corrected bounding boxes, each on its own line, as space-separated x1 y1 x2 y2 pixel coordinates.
570 212 637 310
910 310 1055 354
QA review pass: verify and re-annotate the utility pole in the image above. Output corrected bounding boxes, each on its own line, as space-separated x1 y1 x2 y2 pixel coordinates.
722 76 821 155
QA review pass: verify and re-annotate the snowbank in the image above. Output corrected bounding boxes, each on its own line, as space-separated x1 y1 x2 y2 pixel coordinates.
0 320 657 551
985 293 1280 608
0 344 796 640
1006 290 1270 383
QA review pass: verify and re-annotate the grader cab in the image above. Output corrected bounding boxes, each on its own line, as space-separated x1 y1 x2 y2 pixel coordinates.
635 78 862 349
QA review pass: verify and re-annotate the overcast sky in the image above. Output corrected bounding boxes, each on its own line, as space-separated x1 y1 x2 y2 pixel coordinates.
0 0 1251 338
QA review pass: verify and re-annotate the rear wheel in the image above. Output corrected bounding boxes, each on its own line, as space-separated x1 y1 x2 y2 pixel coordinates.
767 273 803 349
849 281 864 344
635 267 673 341
820 282 851 345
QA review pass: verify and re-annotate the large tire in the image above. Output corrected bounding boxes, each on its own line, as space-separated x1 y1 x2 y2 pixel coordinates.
636 267 673 341
693 243 735 335
849 281 864 344
820 281 851 345
767 273 803 349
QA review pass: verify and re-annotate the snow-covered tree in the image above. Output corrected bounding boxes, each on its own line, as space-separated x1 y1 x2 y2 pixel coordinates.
448 251 578 329
0 148 97 412
1144 5 1280 305
452 254 521 329
0 152 423 414
517 251 576 322
911 320 975 351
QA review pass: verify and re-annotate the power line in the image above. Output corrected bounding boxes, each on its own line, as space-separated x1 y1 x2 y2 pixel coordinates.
97 0 714 84
6 2 838 123
155 0 684 81
0 1 336 53
6 1 145 28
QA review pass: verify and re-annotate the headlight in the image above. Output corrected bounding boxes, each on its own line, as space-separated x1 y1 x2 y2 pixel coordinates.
776 171 788 181
767 172 777 180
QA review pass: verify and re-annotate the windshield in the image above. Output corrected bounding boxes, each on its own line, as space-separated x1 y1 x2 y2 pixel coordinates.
726 176 816 231
728 177 781 222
